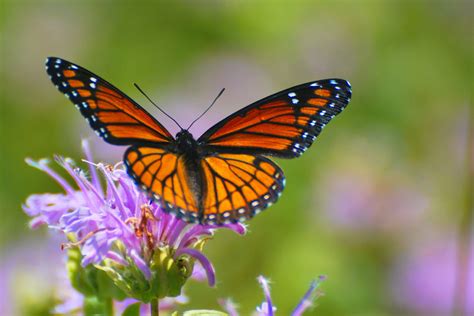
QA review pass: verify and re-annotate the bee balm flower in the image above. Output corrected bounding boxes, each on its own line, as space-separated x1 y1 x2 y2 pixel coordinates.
23 140 246 302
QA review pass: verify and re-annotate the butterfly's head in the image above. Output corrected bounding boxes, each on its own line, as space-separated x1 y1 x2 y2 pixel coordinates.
175 129 197 152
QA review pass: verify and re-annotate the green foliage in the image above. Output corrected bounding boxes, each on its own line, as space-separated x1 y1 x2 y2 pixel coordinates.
121 302 141 316
68 247 126 315
67 247 127 301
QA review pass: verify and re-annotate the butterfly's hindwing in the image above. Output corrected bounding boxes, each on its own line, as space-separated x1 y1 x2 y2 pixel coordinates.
124 147 286 225
200 154 285 225
124 146 201 222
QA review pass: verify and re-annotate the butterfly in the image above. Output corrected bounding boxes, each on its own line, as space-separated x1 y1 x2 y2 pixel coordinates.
45 57 352 225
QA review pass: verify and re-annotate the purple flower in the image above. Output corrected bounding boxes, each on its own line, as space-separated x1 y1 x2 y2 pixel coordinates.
23 140 246 301
220 275 326 316
391 234 474 315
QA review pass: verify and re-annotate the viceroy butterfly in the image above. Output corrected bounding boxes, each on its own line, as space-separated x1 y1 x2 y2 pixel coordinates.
45 57 352 225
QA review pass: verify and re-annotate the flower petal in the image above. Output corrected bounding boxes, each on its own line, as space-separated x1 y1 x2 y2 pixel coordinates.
291 275 326 316
257 276 275 316
23 193 77 228
81 139 103 196
176 248 216 287
81 230 115 266
218 298 239 316
55 156 99 210
129 249 151 279
25 158 75 196
100 165 128 219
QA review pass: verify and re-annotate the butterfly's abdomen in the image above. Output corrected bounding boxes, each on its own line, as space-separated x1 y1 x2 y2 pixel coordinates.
174 130 205 220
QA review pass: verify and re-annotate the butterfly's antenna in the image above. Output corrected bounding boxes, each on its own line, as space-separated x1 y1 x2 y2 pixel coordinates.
134 83 183 130
187 88 225 130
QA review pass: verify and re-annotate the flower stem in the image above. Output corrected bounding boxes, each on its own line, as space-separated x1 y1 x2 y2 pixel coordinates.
151 298 159 316
105 297 114 316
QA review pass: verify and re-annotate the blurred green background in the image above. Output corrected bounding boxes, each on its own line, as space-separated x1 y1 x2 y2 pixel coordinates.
1 1 472 315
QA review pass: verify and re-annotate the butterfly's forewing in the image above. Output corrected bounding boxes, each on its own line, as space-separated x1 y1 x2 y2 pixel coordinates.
200 154 285 224
199 79 352 158
124 146 201 222
45 57 173 146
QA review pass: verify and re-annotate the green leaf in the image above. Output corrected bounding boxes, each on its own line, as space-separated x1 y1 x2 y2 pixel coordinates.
67 248 127 300
67 247 96 297
83 296 113 316
122 302 141 316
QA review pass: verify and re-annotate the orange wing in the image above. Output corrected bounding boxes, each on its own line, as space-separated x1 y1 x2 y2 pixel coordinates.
125 148 285 224
124 146 201 222
198 79 352 158
46 57 173 145
200 154 285 225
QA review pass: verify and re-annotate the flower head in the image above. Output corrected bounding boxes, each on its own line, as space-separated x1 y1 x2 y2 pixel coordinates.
23 140 245 301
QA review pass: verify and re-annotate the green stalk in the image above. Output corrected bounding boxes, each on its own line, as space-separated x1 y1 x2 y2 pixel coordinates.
105 297 114 316
151 298 159 316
